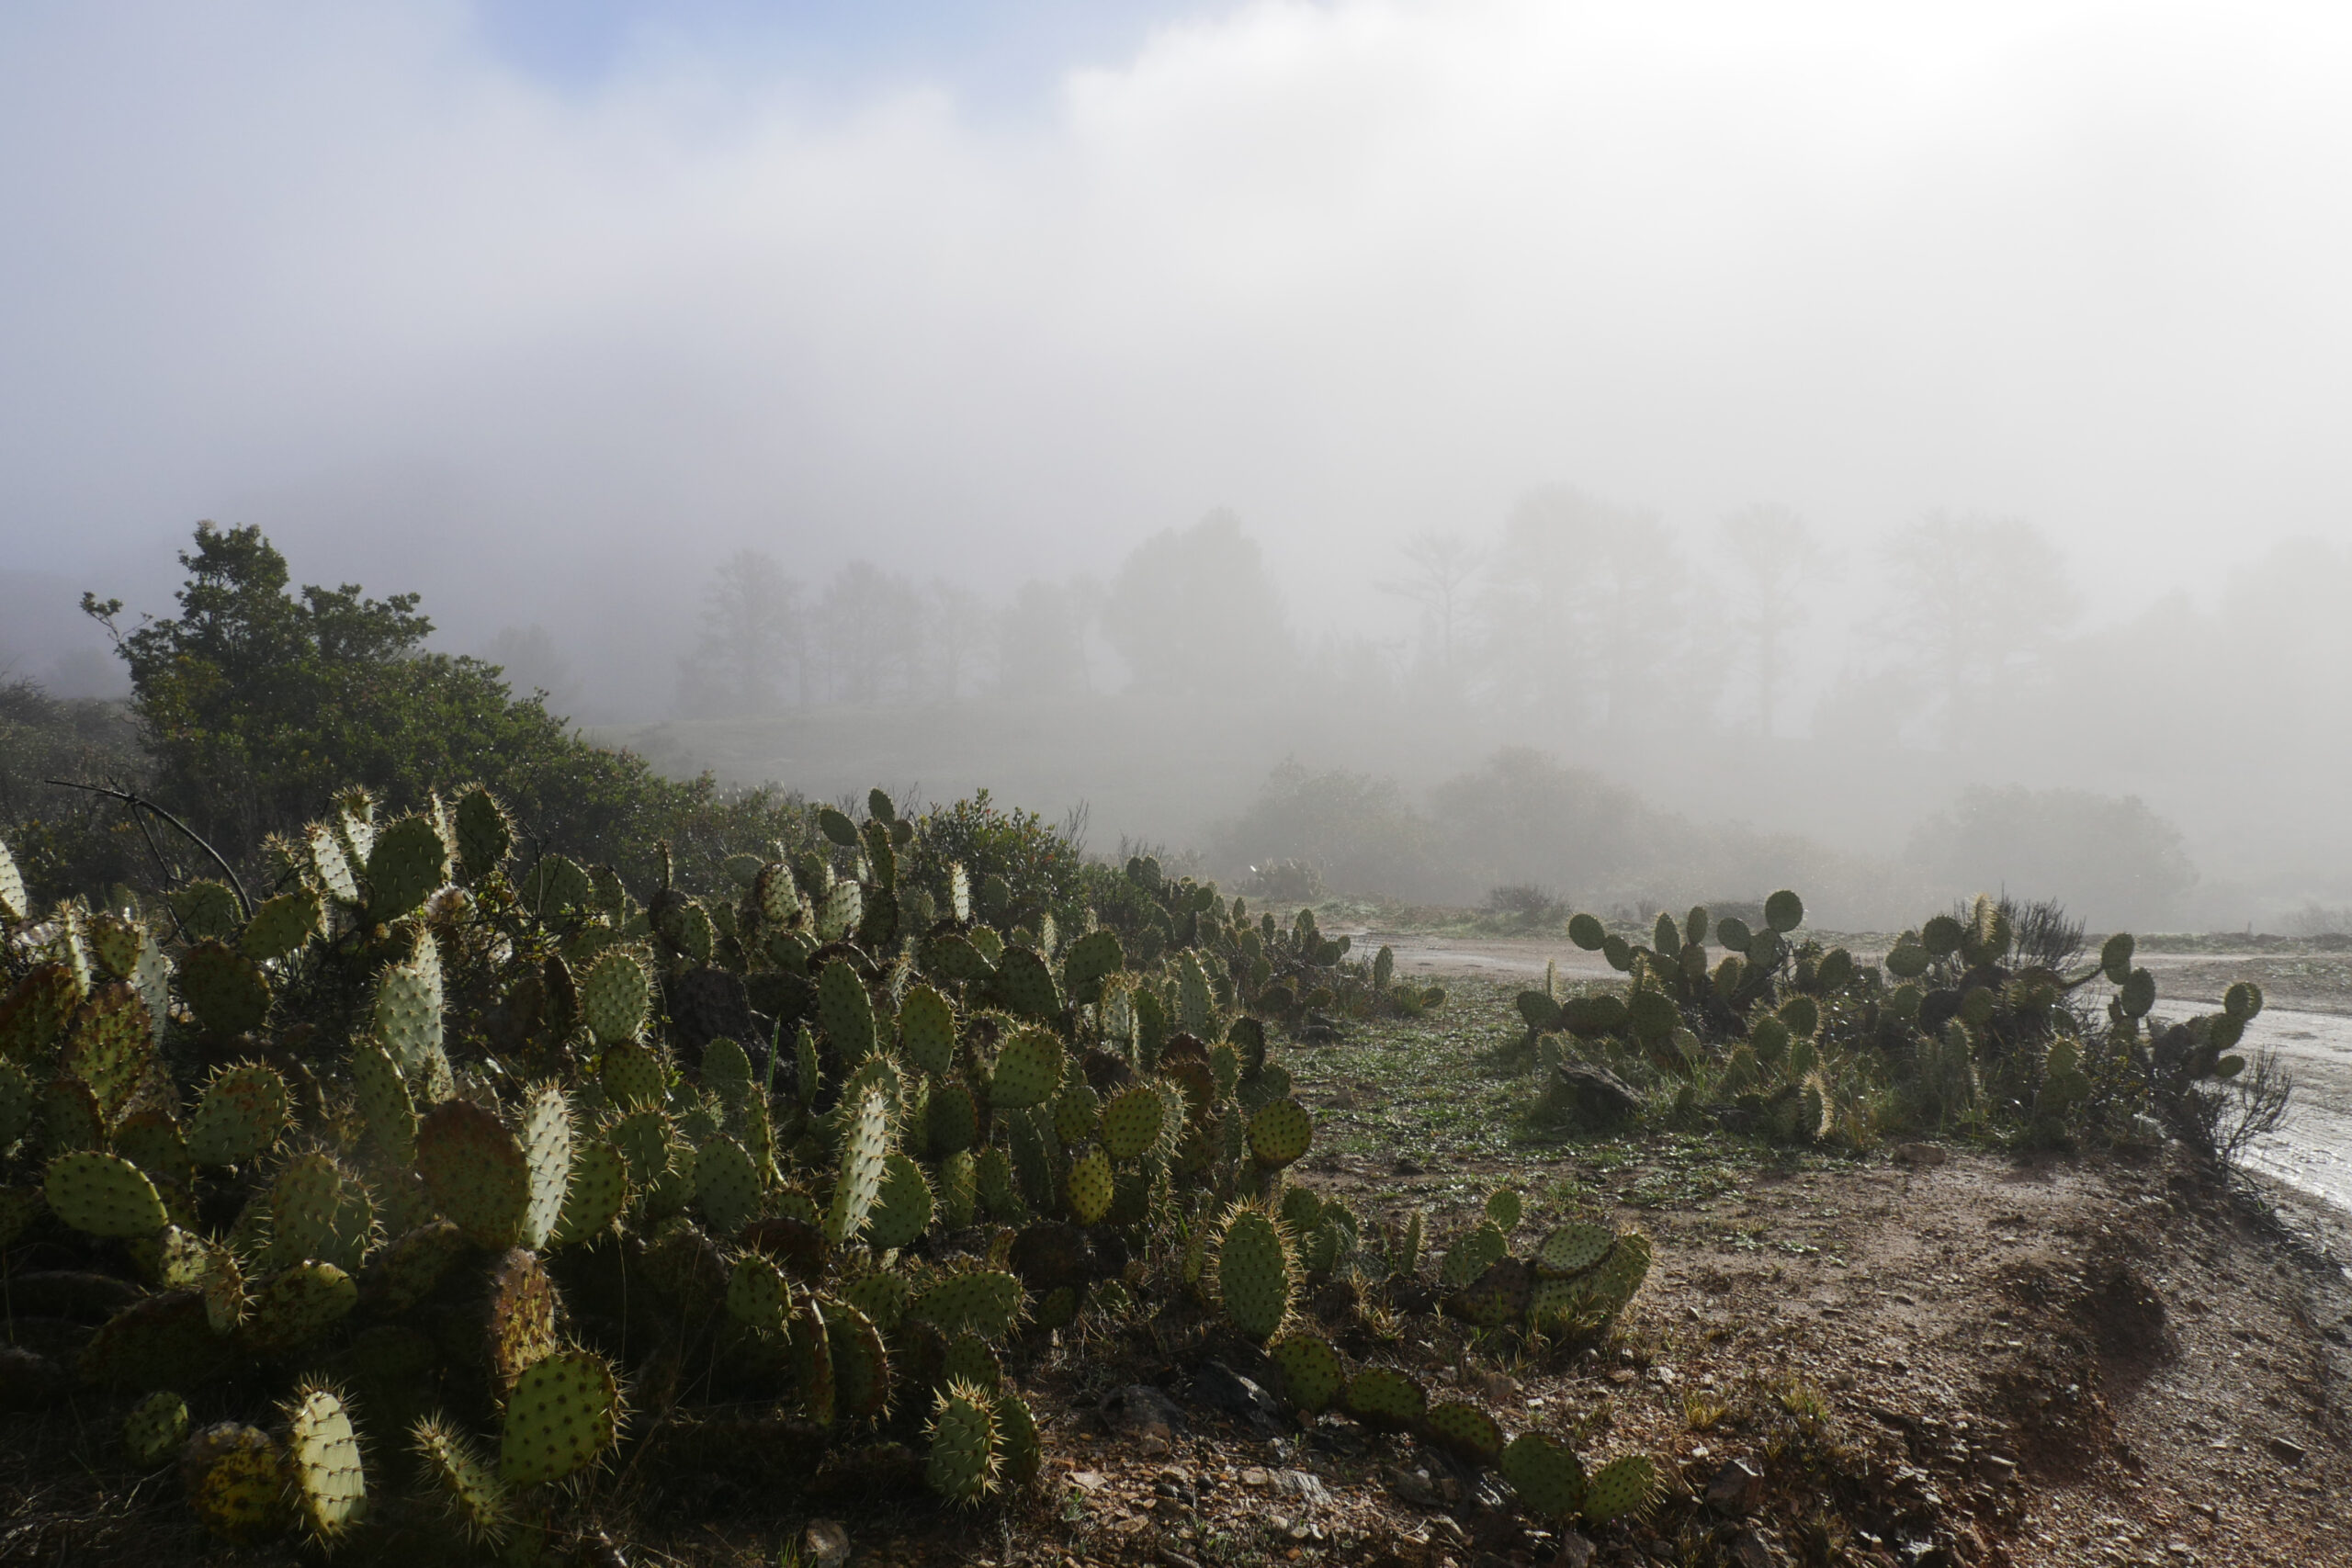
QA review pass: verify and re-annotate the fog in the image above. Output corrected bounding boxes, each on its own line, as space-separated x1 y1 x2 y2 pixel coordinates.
6 1 2352 929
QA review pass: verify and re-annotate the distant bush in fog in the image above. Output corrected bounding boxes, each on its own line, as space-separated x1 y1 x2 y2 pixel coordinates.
1908 784 2195 930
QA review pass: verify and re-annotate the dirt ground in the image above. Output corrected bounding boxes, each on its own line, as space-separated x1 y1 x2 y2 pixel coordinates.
3 971 2348 1568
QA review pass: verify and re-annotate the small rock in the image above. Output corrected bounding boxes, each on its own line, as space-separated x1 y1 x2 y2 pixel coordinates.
1549 1063 1643 1128
1068 1469 1106 1493
1553 1529 1597 1568
2267 1436 2307 1466
1705 1457 1762 1514
800 1517 851 1568
1271 1469 1330 1506
1394 1156 1428 1176
1892 1143 1948 1168
1101 1383 1188 1443
1726 1529 1773 1568
1192 1360 1283 1432
1387 1466 1442 1508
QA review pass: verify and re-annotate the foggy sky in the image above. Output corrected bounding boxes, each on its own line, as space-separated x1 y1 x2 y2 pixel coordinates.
6 1 2352 667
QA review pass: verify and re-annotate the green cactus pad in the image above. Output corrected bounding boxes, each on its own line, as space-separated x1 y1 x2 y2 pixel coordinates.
579 947 651 1045
447 785 512 879
1425 1400 1505 1466
1584 1231 1652 1318
1214 1201 1296 1343
45 1150 167 1238
418 1099 530 1248
373 948 452 1102
243 1260 358 1354
923 931 989 987
239 887 321 963
1581 1452 1658 1523
182 1421 295 1544
366 815 447 919
701 1034 753 1109
891 986 954 1077
1501 1431 1586 1519
548 1137 628 1248
60 983 153 1119
596 1040 663 1109
1484 1187 1522 1233
263 1150 374 1272
695 1133 762 1239
412 1414 511 1542
167 880 243 942
925 1379 1002 1505
2224 980 2264 1021
1052 1081 1102 1146
1246 1097 1314 1168
124 1389 191 1466
937 1147 978 1228
789 1297 838 1426
1270 1333 1345 1414
866 1152 934 1251
921 1077 976 1156
816 959 877 1061
827 1296 892 1421
1535 1222 1613 1278
1063 1146 1114 1224
1063 928 1125 1006
1345 1367 1428 1430
360 1217 466 1314
177 940 271 1037
282 1382 368 1540
989 946 1062 1021
499 1348 621 1487
481 1247 560 1394
824 1086 892 1246
2119 967 2156 1018
199 1241 247 1333
348 1036 417 1164
987 1028 1063 1111
1440 1220 1510 1290
727 1250 795 1336
39 1076 103 1152
1097 1084 1166 1163
0 837 23 923
0 963 79 1063
910 1269 1025 1340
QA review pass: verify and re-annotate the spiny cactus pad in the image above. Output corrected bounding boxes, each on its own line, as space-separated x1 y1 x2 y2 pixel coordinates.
1245 1097 1313 1168
828 1297 893 1420
182 1421 295 1544
123 1389 191 1466
178 941 272 1036
1064 1146 1114 1225
817 960 877 1061
244 1260 359 1353
1535 1222 1613 1278
987 1029 1063 1111
910 1269 1025 1340
925 1379 1001 1504
825 1087 892 1246
1501 1432 1586 1519
45 1150 168 1238
418 1100 530 1249
1214 1201 1296 1343
579 948 651 1045
1098 1084 1167 1163
499 1348 621 1487
283 1382 368 1540
1441 1221 1510 1289
412 1415 511 1543
1270 1333 1345 1414
1345 1368 1428 1430
1425 1401 1506 1465
1580 1452 1658 1523
695 1133 763 1238
867 1152 935 1251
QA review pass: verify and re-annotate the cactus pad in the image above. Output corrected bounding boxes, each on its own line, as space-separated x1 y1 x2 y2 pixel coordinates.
1500 1431 1586 1519
1246 1097 1314 1168
373 948 453 1102
925 1379 1001 1504
452 785 513 878
866 1152 934 1250
910 1269 1025 1340
579 948 651 1045
1270 1333 1345 1413
1440 1220 1510 1289
1098 1083 1167 1163
61 983 153 1119
987 1029 1063 1111
1064 1146 1114 1225
45 1150 167 1238
989 946 1062 1021
1214 1201 1296 1343
695 1133 763 1239
1484 1187 1522 1233
1535 1222 1613 1278
243 1260 359 1353
1580 1452 1658 1523
412 1414 511 1542
727 1250 794 1335
518 1082 573 1248
123 1389 191 1466
418 1100 530 1248
240 887 322 962
0 837 23 922
498 1348 621 1486
1424 1400 1505 1465
816 960 877 1061
548 1137 628 1248
283 1382 368 1540
1345 1367 1428 1430
181 1421 295 1544
178 941 272 1037
824 1086 892 1246
363 1218 467 1314
366 815 447 919
827 1297 892 1420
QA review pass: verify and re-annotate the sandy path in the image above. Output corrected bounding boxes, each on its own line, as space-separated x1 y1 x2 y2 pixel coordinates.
1347 927 2352 1217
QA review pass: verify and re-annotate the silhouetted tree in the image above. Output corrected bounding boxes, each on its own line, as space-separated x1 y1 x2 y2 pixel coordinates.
997 579 1092 699
815 561 922 703
1377 530 1482 697
1102 511 1291 696
678 549 805 716
1879 513 2076 748
1717 503 1825 739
